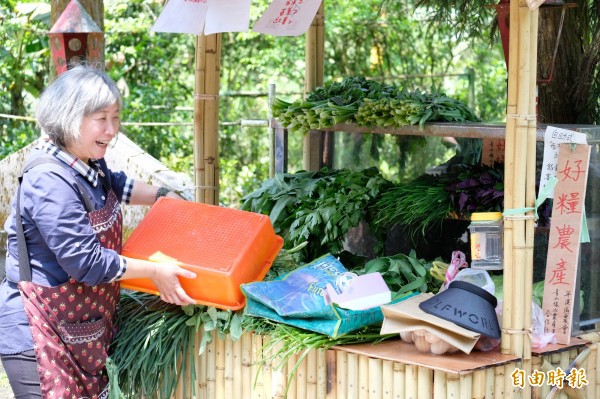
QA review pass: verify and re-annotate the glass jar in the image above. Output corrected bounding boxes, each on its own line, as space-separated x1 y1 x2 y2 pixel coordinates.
468 212 503 270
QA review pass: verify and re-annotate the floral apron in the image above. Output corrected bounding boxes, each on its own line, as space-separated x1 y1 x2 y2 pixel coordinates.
17 164 122 399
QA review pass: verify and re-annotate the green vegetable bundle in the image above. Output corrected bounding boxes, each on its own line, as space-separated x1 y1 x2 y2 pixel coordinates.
272 76 480 134
358 250 443 299
111 291 243 399
356 90 480 130
372 173 453 243
241 167 393 264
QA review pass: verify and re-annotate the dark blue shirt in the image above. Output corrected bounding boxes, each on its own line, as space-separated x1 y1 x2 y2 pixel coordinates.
0 145 133 355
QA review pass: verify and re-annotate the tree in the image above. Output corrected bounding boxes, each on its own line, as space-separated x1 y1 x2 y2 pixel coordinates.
415 0 600 124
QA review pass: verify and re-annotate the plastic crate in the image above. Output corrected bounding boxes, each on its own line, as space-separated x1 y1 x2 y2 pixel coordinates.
120 198 283 309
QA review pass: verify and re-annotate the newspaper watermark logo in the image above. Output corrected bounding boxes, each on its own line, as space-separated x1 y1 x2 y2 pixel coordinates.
511 367 588 389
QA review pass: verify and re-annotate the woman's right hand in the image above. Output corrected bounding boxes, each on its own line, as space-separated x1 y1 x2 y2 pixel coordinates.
150 262 197 306
119 257 197 306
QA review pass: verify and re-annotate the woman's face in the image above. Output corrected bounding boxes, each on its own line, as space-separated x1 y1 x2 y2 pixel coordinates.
66 103 120 163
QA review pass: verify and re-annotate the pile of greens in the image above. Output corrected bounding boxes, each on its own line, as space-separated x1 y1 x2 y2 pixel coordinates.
372 163 506 242
241 167 393 263
110 291 243 399
271 76 480 134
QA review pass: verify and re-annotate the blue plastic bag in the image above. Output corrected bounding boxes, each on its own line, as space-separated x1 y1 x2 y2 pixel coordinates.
241 254 398 337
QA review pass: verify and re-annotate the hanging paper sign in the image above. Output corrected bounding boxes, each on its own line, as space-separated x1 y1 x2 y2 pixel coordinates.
541 143 591 344
253 0 323 36
539 126 587 198
151 0 209 35
481 138 505 166
205 0 251 34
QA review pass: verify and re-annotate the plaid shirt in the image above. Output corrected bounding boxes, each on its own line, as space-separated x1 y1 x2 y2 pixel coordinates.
39 141 134 204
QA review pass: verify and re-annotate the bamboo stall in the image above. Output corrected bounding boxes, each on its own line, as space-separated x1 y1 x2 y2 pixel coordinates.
39 1 598 398
181 0 597 398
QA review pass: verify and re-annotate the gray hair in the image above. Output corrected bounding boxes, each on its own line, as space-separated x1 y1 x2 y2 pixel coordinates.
36 64 123 149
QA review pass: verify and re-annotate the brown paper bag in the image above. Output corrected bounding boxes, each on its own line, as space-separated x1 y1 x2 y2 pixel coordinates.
381 293 481 354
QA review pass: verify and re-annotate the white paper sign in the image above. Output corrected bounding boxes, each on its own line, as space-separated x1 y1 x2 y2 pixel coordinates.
540 126 588 198
253 0 323 36
151 0 209 35
205 0 251 34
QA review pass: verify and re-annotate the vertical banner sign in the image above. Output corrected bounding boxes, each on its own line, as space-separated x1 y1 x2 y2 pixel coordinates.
539 126 588 198
253 0 323 36
542 143 591 344
481 138 505 166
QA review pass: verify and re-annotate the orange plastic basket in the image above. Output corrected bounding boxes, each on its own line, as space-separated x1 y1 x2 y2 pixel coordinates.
120 198 283 309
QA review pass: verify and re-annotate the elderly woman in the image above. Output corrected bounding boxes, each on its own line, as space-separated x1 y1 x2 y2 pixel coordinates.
0 64 196 398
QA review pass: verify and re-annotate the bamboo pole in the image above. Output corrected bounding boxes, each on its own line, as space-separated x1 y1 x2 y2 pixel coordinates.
485 368 495 399
193 36 206 204
358 354 368 399
590 344 598 399
392 363 405 399
501 0 520 356
495 364 506 398
241 332 252 399
347 353 359 399
459 374 472 399
206 331 217 399
502 11 539 399
307 350 318 399
433 370 447 399
336 350 348 399
368 358 383 399
405 365 418 399
417 367 432 399
193 34 221 205
326 350 337 399
251 333 264 399
296 352 308 399
446 374 460 399
263 341 273 399
302 2 325 171
271 341 287 399
472 370 485 399
381 360 393 399
224 337 234 399
317 350 327 399
233 336 243 399
510 0 531 361
287 353 298 399
196 331 207 399
216 336 225 399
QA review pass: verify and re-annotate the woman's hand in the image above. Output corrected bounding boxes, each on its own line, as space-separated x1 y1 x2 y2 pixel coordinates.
151 263 197 306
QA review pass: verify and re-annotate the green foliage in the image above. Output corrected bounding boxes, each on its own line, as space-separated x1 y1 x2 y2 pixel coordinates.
359 250 443 299
112 291 243 399
0 1 49 115
104 0 196 169
241 167 393 263
2 0 509 205
0 1 50 158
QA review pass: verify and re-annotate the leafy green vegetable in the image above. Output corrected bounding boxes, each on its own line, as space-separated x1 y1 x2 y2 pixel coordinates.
272 76 480 135
358 250 443 298
372 173 453 243
242 167 393 264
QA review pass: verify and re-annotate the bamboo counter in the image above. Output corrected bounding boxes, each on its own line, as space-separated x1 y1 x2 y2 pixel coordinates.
172 332 595 399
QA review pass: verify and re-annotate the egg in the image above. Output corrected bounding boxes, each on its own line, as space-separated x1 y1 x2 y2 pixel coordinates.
400 331 414 343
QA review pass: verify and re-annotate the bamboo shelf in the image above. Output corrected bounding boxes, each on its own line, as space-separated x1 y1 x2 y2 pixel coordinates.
271 119 600 173
272 119 600 140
